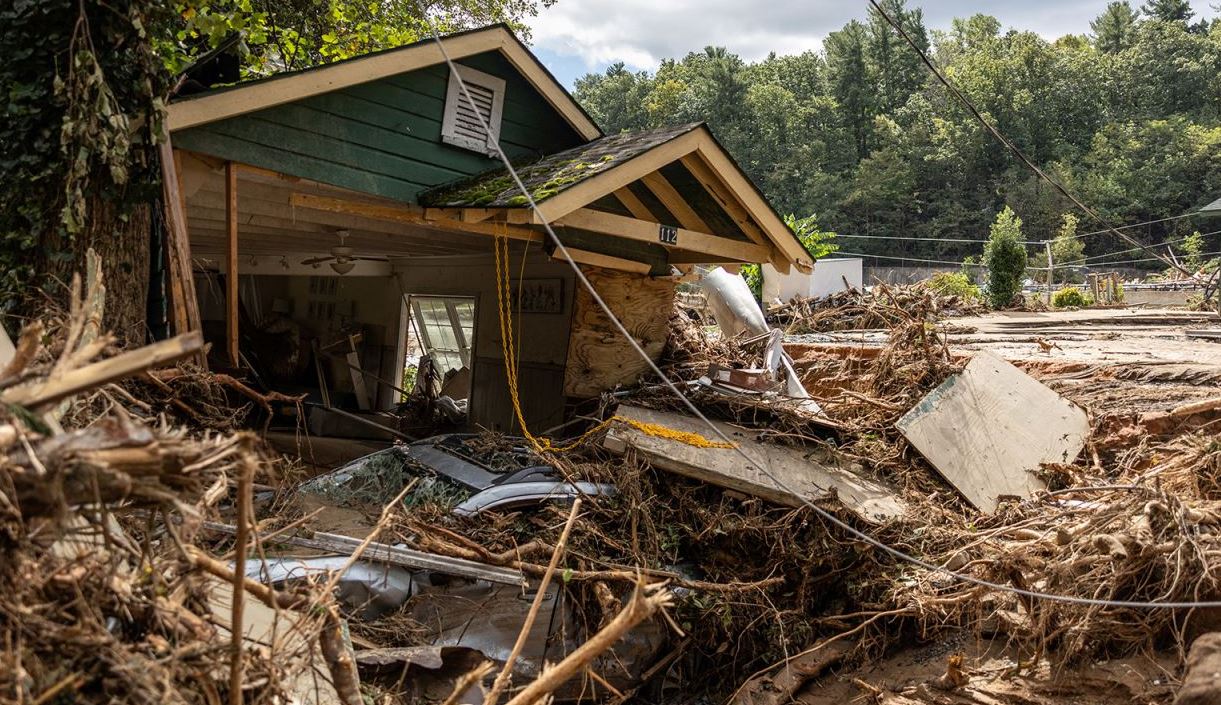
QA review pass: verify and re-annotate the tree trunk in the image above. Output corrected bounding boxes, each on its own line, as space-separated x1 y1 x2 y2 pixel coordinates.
39 191 152 346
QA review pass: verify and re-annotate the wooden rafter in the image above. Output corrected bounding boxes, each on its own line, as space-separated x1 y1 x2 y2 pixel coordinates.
639 171 712 234
613 187 655 221
530 129 704 224
693 135 812 272
553 248 652 274
289 193 543 243
555 208 770 264
679 153 768 247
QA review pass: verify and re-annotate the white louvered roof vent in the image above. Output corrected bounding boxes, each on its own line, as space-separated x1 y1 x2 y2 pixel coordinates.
441 64 506 156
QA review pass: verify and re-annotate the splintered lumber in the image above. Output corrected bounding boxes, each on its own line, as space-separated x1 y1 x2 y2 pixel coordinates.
1 332 204 408
603 404 905 523
896 350 1089 512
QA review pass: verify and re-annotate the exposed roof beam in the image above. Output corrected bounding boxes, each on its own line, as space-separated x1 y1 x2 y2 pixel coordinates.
289 193 543 243
187 202 470 252
639 171 713 234
613 187 656 221
552 248 652 274
555 208 770 264
693 133 812 272
186 222 460 256
679 153 769 248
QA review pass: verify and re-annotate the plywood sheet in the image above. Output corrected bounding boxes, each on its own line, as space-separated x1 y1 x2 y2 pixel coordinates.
603 404 905 523
564 266 676 398
896 350 1088 512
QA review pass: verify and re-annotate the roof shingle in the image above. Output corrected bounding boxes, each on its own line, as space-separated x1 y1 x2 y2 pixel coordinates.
420 123 703 207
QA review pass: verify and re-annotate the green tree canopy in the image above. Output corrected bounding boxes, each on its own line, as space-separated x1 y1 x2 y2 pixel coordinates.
573 7 1221 271
1141 0 1194 24
1092 1 1140 52
167 0 558 76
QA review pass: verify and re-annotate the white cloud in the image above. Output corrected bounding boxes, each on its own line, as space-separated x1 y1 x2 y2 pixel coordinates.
529 0 1220 74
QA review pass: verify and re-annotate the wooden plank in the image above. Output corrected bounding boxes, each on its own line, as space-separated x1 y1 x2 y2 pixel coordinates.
603 405 905 523
289 192 542 243
691 135 812 271
896 350 1089 512
679 153 769 247
225 162 240 366
161 143 201 335
188 183 490 250
2 332 204 408
640 171 712 234
614 187 655 221
563 267 676 398
552 248 652 274
557 208 770 263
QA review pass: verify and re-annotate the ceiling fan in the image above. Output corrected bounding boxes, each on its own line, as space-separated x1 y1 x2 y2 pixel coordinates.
301 231 387 275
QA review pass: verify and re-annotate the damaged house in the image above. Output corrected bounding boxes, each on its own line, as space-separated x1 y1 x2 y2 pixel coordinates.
163 24 812 437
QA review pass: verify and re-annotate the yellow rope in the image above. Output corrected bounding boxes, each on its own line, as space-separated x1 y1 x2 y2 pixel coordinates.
613 417 736 449
493 234 734 454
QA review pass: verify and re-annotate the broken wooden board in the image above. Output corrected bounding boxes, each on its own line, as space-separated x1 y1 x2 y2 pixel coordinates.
603 404 905 523
896 350 1088 512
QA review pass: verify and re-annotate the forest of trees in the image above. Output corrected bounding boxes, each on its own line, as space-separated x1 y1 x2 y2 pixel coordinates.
573 0 1221 270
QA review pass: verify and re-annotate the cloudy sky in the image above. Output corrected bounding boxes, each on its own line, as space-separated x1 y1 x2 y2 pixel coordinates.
527 0 1219 87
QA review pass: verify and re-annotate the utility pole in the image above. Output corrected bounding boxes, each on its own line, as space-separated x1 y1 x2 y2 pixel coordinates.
1045 240 1054 305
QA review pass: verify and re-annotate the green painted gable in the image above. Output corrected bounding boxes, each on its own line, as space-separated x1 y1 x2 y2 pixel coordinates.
172 51 585 203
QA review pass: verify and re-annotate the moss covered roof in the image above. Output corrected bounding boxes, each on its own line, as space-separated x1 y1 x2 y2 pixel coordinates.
420 123 703 207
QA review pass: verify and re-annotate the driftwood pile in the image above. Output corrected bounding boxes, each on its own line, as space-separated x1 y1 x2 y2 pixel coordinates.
0 256 354 705
581 286 1221 702
768 281 985 333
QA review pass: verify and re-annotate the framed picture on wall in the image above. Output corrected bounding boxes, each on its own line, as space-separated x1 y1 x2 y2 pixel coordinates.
511 278 564 314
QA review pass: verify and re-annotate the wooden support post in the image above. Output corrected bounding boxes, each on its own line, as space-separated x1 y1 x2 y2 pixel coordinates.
158 141 203 343
225 162 240 367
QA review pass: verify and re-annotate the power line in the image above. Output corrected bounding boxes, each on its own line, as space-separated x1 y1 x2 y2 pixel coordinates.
866 0 1196 280
834 251 984 267
428 26 1221 610
833 233 1032 245
1081 229 1221 264
1070 211 1201 240
1082 250 1221 268
830 212 1201 249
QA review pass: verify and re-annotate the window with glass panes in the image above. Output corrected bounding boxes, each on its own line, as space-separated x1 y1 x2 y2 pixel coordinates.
409 296 474 374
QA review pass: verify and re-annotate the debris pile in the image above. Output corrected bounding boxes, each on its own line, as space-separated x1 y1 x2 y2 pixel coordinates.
0 258 348 705
8 258 1221 705
768 281 986 333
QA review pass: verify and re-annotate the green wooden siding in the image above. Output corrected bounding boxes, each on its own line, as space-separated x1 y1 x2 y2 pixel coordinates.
173 51 585 203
